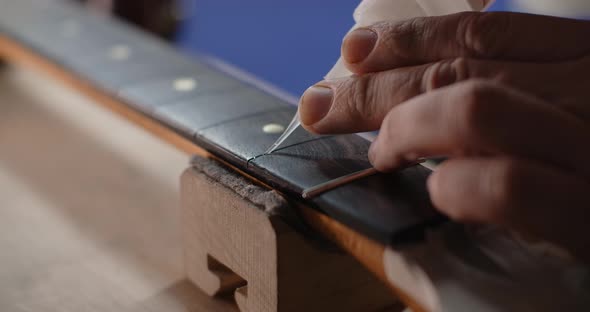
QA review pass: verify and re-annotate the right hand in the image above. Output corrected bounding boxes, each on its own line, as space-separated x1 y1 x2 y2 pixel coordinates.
298 12 590 262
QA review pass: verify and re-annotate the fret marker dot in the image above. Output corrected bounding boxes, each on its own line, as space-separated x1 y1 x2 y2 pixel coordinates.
108 45 132 61
173 78 198 92
263 123 285 134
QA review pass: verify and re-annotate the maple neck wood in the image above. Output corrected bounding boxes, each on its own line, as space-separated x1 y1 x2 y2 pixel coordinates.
0 0 444 246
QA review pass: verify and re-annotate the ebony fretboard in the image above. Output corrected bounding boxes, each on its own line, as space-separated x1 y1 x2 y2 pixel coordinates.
0 0 444 244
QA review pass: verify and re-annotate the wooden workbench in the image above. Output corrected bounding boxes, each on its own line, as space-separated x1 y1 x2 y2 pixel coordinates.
0 65 239 311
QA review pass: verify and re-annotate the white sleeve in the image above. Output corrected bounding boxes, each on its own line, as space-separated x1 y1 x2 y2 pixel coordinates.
325 0 491 80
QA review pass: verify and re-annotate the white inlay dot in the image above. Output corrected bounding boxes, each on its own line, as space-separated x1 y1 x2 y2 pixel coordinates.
173 78 198 92
263 123 285 134
108 44 132 61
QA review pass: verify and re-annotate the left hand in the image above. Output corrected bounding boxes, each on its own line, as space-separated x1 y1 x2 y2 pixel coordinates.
298 12 590 262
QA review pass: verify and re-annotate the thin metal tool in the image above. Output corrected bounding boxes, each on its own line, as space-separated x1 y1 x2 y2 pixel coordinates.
302 159 427 199
264 111 300 155
302 167 379 199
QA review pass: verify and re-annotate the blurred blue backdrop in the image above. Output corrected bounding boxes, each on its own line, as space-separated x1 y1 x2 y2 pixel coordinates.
177 0 512 97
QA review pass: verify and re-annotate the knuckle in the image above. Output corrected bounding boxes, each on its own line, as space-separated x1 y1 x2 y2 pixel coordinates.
422 57 471 91
457 12 513 58
340 74 378 122
376 18 427 60
449 57 471 80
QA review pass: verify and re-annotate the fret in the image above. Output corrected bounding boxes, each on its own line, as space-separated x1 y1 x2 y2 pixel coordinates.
118 70 241 110
154 87 290 137
70 51 203 93
2 0 166 55
66 24 189 67
0 1 66 28
0 1 101 59
0 0 443 245
248 135 372 193
200 111 440 243
197 109 313 161
60 15 203 85
0 0 200 91
312 166 444 243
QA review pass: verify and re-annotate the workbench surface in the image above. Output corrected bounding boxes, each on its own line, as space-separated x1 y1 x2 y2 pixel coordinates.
0 65 238 311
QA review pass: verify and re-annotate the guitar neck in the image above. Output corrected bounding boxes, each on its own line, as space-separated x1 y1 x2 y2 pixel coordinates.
0 0 443 246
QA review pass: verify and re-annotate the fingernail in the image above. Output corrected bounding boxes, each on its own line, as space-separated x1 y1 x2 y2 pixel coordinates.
299 85 333 126
342 28 377 64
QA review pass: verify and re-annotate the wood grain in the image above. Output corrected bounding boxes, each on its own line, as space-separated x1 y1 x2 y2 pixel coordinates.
0 34 207 157
300 207 429 312
0 31 408 305
7 51 587 312
0 5 435 310
181 165 400 312
0 65 238 311
0 0 442 246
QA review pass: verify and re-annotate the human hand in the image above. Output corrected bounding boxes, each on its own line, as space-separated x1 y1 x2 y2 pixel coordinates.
298 12 590 261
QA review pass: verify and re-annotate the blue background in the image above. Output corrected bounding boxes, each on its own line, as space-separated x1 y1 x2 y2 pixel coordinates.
177 0 512 96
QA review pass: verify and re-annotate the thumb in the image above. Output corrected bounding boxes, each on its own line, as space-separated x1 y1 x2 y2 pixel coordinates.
299 70 423 134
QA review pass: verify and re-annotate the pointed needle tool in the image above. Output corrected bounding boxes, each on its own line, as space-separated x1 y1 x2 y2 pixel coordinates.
264 110 301 155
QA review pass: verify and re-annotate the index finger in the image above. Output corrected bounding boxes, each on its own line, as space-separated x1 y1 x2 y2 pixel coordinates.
342 12 590 74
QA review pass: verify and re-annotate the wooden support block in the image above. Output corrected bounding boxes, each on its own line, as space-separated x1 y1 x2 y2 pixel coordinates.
181 158 400 312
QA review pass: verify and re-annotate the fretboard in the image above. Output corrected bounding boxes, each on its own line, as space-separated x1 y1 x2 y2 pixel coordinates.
0 0 444 244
